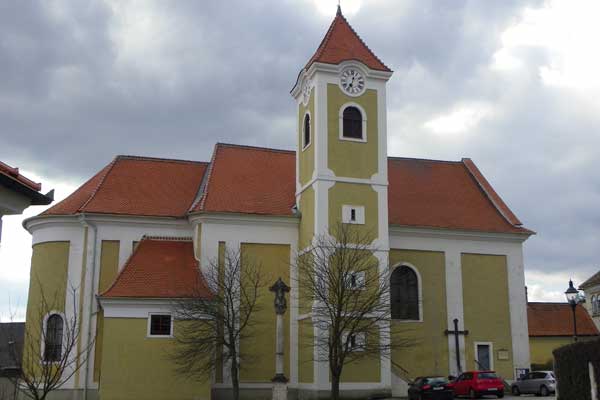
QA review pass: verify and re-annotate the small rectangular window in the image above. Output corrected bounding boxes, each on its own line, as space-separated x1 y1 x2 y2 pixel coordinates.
342 205 365 224
342 332 366 351
149 314 172 337
350 208 356 221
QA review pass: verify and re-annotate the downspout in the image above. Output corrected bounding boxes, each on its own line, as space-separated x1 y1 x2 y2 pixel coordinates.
78 214 98 400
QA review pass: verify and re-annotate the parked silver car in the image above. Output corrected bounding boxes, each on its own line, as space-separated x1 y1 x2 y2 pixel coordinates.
511 371 556 396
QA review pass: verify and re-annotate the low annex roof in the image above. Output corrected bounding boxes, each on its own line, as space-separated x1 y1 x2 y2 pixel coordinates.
0 161 53 205
43 155 207 218
41 143 530 235
305 6 391 73
101 237 211 299
527 302 599 337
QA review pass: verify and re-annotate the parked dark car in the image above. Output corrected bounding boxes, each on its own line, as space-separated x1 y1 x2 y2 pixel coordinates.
511 370 556 396
408 376 454 400
451 371 504 398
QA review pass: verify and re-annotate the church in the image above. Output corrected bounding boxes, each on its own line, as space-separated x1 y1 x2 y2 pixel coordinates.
22 6 533 400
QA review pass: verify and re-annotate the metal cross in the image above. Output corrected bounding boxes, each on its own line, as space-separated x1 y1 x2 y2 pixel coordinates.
444 318 469 372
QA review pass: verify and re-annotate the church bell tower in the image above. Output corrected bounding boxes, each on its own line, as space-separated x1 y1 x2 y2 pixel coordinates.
290 4 393 389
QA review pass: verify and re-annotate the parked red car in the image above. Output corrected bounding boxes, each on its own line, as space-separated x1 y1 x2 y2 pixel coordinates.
450 371 504 398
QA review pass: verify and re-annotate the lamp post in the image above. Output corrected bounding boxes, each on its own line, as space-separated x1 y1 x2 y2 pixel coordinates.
565 279 580 342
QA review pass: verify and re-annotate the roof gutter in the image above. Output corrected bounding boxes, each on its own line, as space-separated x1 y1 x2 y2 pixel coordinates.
78 214 97 400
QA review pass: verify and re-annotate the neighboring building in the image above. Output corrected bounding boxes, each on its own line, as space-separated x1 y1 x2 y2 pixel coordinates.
580 271 600 330
527 302 599 370
0 322 25 400
0 161 53 242
21 7 534 400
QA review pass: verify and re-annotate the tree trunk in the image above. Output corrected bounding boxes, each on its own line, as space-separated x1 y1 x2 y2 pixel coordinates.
331 372 341 400
230 359 240 400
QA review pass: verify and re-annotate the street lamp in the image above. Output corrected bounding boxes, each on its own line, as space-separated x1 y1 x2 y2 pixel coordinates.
565 280 580 342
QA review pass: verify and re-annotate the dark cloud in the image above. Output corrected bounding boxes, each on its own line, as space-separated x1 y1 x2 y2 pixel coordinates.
1 0 598 294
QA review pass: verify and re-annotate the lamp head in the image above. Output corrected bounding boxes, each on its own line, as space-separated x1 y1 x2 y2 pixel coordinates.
565 279 579 304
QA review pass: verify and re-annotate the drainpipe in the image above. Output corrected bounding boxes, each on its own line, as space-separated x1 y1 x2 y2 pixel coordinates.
78 214 98 400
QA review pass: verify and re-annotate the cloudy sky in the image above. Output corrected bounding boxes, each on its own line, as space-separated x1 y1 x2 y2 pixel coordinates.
1 0 599 320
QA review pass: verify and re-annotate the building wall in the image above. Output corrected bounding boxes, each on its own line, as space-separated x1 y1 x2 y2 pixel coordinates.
99 317 210 400
298 186 315 251
299 90 315 187
328 182 378 238
326 84 378 179
389 249 449 379
239 243 291 383
529 336 596 368
22 241 71 377
462 253 513 378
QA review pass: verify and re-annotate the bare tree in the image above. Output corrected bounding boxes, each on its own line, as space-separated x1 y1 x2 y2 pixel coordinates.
171 248 264 400
296 224 415 400
2 286 94 400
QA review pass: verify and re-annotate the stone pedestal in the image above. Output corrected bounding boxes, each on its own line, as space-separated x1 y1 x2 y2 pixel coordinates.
272 381 288 400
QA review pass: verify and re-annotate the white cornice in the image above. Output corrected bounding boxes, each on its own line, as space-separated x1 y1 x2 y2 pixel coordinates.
389 225 532 243
189 212 299 227
24 213 188 233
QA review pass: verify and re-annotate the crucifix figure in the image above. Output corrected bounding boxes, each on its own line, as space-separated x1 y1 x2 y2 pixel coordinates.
270 277 290 400
444 318 469 373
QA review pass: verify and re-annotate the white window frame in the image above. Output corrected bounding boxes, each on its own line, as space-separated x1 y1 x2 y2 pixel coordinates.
339 102 367 143
390 262 424 323
147 313 174 338
41 311 66 364
342 205 365 225
345 271 366 290
342 331 366 352
302 111 312 151
474 341 494 371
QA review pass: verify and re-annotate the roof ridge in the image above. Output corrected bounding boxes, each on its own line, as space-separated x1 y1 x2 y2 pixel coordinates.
388 156 463 164
79 157 118 212
116 155 208 164
215 142 295 154
196 143 220 211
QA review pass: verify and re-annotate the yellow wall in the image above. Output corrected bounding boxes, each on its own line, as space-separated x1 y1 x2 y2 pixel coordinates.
390 249 448 378
529 336 596 367
340 329 381 383
298 186 315 251
23 242 70 375
462 253 513 378
94 240 120 382
298 319 314 383
99 318 210 400
328 182 378 239
239 243 291 382
299 90 315 186
327 84 378 179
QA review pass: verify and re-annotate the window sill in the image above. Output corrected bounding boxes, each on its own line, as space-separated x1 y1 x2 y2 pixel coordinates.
339 136 367 143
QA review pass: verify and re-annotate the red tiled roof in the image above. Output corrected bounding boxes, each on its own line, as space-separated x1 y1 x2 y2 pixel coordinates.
305 6 391 72
0 161 53 205
388 157 532 234
528 302 599 337
101 238 211 299
43 156 207 218
42 145 530 235
192 143 296 216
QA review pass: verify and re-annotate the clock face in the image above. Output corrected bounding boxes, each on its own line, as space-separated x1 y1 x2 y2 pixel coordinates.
340 68 365 95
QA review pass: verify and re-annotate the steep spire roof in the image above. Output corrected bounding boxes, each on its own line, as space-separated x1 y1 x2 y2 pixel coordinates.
305 6 391 72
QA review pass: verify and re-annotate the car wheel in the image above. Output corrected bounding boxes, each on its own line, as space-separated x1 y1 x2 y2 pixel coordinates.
540 385 549 397
512 385 521 396
497 391 504 398
469 388 477 399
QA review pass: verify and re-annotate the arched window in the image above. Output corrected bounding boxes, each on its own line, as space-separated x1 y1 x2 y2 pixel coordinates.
593 295 597 315
391 265 419 320
44 314 63 362
342 106 363 140
596 296 600 316
303 113 311 149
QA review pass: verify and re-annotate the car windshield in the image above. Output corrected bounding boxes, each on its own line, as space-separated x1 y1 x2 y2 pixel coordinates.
478 372 498 379
424 377 448 385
